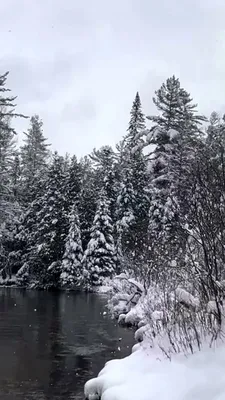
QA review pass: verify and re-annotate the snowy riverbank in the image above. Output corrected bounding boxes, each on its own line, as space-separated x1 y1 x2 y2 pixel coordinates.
84 340 225 400
84 274 225 399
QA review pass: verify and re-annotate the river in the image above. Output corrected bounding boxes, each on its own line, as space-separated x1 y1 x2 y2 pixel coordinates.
0 288 134 400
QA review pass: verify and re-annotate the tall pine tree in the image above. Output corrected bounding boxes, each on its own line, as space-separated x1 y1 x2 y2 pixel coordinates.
147 75 206 134
19 152 68 288
0 72 26 275
116 92 149 262
20 115 50 206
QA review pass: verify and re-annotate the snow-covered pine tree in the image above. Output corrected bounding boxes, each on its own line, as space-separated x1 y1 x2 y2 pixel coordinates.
10 196 43 284
0 114 17 227
79 156 98 249
60 204 83 287
116 168 135 260
90 146 117 221
83 189 117 288
147 75 206 134
64 155 82 214
126 92 146 150
0 72 26 276
146 77 206 240
146 78 206 282
26 152 68 288
20 115 50 206
116 93 149 262
148 128 178 236
0 72 26 135
206 112 225 160
10 152 21 201
127 93 149 255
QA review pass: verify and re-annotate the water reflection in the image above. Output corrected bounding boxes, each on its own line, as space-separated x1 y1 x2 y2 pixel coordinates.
0 289 134 399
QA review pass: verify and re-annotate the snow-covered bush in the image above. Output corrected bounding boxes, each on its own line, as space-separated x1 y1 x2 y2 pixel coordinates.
138 281 225 357
16 262 30 286
107 273 145 320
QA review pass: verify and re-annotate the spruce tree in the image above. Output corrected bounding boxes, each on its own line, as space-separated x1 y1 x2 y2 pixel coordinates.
83 189 117 287
60 204 83 287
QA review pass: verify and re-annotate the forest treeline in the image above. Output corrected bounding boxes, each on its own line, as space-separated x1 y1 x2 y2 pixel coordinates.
0 71 224 306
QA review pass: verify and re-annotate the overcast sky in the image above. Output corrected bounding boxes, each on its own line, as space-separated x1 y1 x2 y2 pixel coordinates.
0 0 225 156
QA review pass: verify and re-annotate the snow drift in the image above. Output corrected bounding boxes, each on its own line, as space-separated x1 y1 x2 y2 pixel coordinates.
85 342 225 400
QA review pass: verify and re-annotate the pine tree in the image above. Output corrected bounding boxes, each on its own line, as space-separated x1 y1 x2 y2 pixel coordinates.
206 112 225 155
147 75 206 134
0 72 26 272
90 146 117 220
60 204 83 287
148 129 177 237
126 92 146 151
10 152 21 200
83 189 117 287
116 93 149 261
79 156 98 249
23 152 68 288
11 197 43 283
146 77 206 248
0 117 17 225
20 115 50 205
64 155 82 214
116 168 135 258
205 112 225 189
0 72 26 135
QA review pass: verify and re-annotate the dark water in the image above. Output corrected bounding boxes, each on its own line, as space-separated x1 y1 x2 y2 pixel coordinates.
0 289 134 400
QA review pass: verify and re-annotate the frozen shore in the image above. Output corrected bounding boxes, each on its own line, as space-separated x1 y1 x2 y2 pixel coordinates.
85 274 225 400
84 340 225 400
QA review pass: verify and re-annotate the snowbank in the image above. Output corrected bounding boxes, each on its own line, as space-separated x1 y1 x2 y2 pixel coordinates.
124 303 145 326
85 342 225 400
85 274 225 399
0 275 18 287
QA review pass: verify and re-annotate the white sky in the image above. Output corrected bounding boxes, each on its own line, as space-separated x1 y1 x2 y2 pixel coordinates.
1 0 225 156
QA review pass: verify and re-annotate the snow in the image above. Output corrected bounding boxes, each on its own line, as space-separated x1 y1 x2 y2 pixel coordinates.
175 287 200 309
124 303 145 326
118 314 126 325
85 274 225 400
0 274 18 286
134 324 150 342
168 128 178 140
127 278 144 293
207 300 225 315
98 285 114 294
151 310 164 321
85 342 225 400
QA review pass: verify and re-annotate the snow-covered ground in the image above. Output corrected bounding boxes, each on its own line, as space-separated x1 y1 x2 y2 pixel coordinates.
85 274 225 399
85 340 225 400
0 275 18 286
